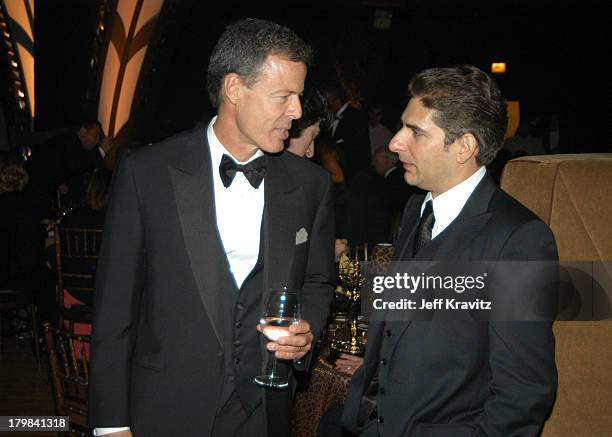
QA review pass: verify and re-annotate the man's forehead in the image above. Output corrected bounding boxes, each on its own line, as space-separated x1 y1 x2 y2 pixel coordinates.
403 98 435 124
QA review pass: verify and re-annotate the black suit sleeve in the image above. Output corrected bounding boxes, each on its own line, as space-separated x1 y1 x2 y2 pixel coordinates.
88 155 144 426
478 220 558 437
64 146 104 179
295 173 336 371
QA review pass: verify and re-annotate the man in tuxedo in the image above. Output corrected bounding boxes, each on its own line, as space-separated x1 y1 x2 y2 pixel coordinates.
372 146 421 234
342 65 558 436
88 18 335 437
324 83 371 182
26 120 111 216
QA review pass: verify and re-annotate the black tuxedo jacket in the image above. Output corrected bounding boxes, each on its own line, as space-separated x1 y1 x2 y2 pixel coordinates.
88 126 335 435
333 106 371 182
343 174 558 437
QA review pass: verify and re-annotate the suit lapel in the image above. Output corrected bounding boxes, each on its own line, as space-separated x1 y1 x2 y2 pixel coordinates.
393 194 425 261
169 129 228 346
415 174 497 261
262 154 303 295
389 174 497 354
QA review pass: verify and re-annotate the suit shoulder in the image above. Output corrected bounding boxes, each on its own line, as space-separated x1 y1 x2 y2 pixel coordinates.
280 151 330 183
118 126 206 169
487 186 556 243
490 187 543 224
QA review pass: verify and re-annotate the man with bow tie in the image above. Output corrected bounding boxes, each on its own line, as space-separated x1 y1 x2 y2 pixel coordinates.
88 18 335 437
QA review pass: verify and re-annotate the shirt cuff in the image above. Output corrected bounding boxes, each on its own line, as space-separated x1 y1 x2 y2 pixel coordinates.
93 427 130 436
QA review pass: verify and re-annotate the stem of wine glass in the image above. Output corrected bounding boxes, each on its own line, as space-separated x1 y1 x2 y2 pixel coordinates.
269 352 278 378
294 300 304 366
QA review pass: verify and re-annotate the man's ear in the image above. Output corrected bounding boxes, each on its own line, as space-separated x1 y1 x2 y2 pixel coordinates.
456 133 478 164
223 73 243 105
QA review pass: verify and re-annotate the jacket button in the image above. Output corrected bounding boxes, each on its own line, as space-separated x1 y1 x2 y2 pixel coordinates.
385 329 392 336
379 358 387 365
233 340 241 347
377 416 384 424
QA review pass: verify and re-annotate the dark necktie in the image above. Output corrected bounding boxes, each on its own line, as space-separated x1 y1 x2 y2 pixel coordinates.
219 154 266 189
413 200 435 256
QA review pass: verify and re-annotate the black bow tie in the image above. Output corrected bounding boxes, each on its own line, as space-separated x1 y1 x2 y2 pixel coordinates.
219 153 266 189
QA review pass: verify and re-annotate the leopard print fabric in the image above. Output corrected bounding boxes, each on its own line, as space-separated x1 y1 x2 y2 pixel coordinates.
292 357 352 437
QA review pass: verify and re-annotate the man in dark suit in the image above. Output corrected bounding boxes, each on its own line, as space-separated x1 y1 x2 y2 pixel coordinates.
324 83 371 182
88 18 335 437
342 65 558 436
26 120 111 217
372 146 422 239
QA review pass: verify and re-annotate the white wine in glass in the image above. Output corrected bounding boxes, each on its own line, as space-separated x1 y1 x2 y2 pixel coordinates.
255 287 298 389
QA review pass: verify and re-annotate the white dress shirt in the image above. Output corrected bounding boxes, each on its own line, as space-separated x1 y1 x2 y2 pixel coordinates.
207 116 265 288
93 117 265 436
421 166 486 239
331 102 349 137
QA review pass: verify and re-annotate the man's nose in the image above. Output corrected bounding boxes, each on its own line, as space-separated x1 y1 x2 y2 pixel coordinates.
287 95 302 120
389 131 404 152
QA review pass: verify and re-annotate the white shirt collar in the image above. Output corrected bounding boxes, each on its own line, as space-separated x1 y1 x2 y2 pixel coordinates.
335 102 349 119
421 166 486 239
384 166 397 179
207 115 264 169
205 116 265 289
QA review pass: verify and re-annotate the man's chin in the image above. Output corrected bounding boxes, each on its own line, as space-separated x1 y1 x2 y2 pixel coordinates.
259 141 285 155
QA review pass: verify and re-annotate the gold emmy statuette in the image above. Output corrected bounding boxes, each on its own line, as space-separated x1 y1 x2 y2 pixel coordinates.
332 250 366 355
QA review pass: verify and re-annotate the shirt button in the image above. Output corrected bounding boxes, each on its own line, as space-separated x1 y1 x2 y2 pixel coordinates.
377 416 384 424
385 329 392 336
379 358 387 365
233 340 241 347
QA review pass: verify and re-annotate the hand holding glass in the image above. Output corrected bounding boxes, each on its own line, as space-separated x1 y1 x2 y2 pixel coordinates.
255 287 298 390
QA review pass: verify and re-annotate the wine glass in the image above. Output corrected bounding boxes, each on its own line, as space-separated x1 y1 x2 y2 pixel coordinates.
254 287 298 390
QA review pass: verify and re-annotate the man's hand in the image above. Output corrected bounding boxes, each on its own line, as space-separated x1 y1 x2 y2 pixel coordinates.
99 136 115 154
258 319 314 360
335 352 364 376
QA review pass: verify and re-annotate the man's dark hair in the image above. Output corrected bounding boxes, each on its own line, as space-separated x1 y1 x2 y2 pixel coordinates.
207 18 313 109
408 64 507 166
288 86 330 139
80 120 103 135
321 80 347 106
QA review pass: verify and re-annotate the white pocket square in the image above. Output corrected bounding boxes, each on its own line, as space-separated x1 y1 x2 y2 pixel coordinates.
295 228 308 245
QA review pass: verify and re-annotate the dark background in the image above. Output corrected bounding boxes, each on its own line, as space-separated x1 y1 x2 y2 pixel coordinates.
3 0 611 153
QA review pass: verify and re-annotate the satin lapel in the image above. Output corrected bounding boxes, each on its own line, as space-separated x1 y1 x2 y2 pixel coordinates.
168 132 227 346
260 154 302 372
263 154 302 294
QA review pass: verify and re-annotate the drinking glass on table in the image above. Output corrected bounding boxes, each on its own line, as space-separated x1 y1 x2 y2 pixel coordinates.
255 287 298 390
